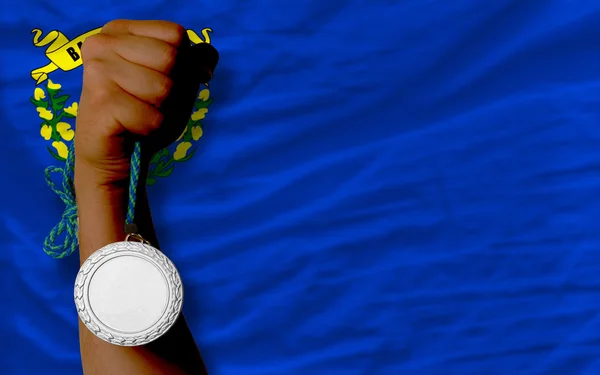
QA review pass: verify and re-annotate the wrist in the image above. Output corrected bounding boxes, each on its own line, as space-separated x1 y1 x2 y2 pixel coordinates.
74 156 152 261
74 159 127 261
75 156 123 189
76 189 127 262
74 157 149 195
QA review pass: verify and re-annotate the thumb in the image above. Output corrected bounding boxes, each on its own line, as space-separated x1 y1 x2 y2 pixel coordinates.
145 40 220 152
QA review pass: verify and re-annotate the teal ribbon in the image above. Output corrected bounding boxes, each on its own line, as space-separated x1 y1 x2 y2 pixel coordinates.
43 141 142 258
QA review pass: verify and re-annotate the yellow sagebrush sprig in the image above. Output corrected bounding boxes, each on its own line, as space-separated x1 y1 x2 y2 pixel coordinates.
30 80 77 161
147 87 213 185
31 81 213 185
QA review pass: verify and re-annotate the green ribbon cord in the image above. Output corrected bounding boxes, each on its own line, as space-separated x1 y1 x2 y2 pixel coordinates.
43 141 142 258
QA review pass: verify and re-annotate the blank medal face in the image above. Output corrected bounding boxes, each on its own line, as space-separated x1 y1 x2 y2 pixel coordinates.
74 241 183 346
88 255 168 332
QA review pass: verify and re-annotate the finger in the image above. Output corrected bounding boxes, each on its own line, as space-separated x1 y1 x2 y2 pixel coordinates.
107 57 173 108
109 83 164 136
110 34 179 73
101 19 186 46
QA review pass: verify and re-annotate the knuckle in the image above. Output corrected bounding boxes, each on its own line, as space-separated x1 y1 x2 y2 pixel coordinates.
87 83 112 107
82 60 105 83
164 23 186 45
82 66 114 107
81 34 111 61
101 19 127 33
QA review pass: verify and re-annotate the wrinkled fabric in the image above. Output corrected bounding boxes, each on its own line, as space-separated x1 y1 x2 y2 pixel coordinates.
3 1 600 374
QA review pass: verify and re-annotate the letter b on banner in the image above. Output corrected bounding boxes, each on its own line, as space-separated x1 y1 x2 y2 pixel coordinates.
66 41 83 62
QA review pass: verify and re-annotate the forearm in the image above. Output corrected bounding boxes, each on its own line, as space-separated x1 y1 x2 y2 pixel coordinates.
75 162 207 375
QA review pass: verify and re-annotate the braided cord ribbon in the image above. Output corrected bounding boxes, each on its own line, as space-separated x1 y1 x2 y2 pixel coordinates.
126 142 141 225
43 141 142 259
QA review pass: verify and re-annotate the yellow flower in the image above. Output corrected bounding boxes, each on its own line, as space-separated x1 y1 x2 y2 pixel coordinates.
37 107 53 120
191 108 208 121
191 125 203 141
56 122 74 141
52 141 68 159
64 102 78 116
173 142 192 160
34 87 46 100
198 89 210 101
40 125 52 140
47 79 61 90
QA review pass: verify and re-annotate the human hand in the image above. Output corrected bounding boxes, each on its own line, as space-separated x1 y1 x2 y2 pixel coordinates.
74 19 218 188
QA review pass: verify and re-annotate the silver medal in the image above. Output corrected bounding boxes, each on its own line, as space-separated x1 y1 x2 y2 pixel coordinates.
74 239 183 346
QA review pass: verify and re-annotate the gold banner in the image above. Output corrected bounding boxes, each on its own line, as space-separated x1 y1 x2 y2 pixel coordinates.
30 27 212 85
188 28 212 45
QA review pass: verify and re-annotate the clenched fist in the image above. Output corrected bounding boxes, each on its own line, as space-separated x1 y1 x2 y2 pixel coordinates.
74 19 218 187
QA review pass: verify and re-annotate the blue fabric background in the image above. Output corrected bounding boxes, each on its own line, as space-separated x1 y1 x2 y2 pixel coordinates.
3 1 600 374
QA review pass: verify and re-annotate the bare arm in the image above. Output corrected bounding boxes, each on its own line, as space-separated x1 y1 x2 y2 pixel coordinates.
71 19 217 374
75 162 208 375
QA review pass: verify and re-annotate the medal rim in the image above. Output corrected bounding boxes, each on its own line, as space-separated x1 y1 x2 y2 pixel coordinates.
74 241 183 347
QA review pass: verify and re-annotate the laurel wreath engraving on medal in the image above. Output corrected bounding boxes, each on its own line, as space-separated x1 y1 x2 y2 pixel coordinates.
74 242 183 346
